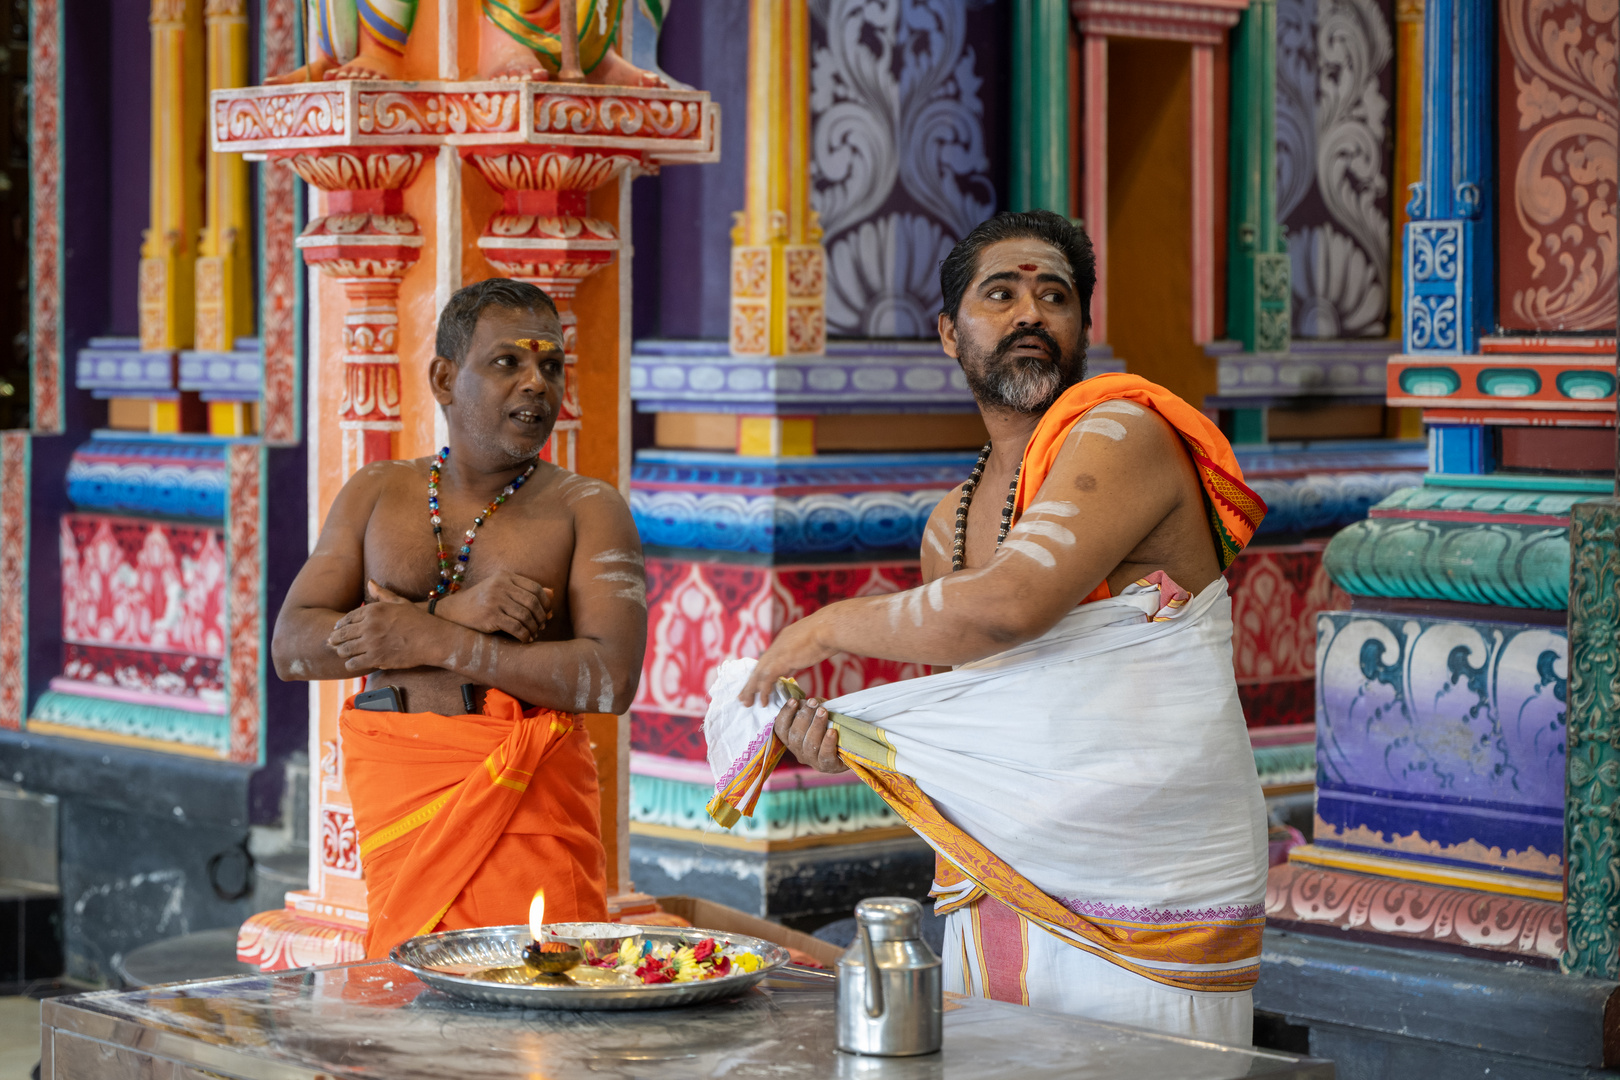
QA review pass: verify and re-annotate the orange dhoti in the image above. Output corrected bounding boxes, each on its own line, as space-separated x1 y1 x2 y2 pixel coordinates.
340 688 607 959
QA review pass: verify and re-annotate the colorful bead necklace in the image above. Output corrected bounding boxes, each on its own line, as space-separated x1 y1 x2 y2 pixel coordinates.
428 447 537 596
951 442 1020 572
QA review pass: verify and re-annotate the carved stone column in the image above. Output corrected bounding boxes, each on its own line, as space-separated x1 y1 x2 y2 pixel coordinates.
464 147 636 472
141 0 205 352
1402 0 1495 355
280 148 426 477
195 0 253 356
729 0 825 358
1227 0 1290 353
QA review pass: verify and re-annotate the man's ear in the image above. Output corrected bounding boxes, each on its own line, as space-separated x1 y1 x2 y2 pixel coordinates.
428 355 456 408
938 311 958 360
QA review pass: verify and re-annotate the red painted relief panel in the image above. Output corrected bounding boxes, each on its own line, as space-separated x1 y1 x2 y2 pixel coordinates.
60 514 227 659
635 557 928 718
1226 540 1349 727
1497 0 1619 331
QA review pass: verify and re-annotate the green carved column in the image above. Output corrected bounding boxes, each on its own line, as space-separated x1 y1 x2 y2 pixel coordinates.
1010 0 1070 213
1565 499 1620 978
1226 0 1289 352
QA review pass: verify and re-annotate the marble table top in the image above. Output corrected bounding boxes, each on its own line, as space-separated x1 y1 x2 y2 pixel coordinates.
41 962 1333 1079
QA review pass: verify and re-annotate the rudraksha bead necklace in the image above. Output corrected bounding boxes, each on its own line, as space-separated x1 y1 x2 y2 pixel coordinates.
951 442 1020 572
429 447 537 596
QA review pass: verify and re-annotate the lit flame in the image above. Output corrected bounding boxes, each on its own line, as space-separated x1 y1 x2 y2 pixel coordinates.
529 889 546 944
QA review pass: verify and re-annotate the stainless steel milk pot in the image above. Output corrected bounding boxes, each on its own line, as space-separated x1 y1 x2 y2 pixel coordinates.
836 897 943 1057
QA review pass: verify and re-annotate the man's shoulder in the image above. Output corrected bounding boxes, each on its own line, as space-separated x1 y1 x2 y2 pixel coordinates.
544 470 632 521
334 456 426 508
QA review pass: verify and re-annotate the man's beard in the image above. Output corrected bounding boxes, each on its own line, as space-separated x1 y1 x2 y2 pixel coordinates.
958 326 1086 414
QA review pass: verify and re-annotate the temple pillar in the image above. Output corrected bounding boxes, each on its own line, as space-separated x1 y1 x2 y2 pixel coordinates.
1080 33 1106 344
1010 0 1071 215
1401 0 1494 355
1565 499 1620 978
195 0 253 362
465 149 636 471
140 0 206 354
1226 0 1289 354
282 150 426 477
1389 0 1423 340
728 0 825 359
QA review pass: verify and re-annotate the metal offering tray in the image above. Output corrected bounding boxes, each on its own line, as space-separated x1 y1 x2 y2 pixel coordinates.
391 924 791 1010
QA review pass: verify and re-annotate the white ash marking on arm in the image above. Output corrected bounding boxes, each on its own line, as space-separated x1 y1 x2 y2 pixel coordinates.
924 578 946 612
592 548 645 568
593 654 615 712
1073 417 1128 441
1024 500 1080 518
1015 520 1076 546
1088 400 1146 418
923 521 949 560
593 569 647 607
574 656 593 712
1001 539 1057 568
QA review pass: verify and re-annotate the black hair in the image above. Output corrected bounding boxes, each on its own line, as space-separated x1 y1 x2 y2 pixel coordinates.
435 277 560 364
939 210 1096 325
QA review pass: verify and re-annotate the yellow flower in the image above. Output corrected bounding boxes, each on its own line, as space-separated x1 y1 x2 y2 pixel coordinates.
733 952 761 973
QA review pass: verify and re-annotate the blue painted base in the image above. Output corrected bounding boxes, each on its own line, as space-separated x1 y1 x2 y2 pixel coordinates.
630 449 976 556
1314 610 1566 885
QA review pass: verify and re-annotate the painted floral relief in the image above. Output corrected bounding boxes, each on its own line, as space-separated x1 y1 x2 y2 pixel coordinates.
809 0 1002 338
1498 0 1618 331
1277 0 1396 338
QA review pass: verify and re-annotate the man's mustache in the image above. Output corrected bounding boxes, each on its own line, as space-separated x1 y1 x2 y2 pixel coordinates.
991 326 1063 365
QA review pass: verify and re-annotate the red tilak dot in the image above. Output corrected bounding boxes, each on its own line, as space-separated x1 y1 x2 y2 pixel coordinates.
1019 263 1038 271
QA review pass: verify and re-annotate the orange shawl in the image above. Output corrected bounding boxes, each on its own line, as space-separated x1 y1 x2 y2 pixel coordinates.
1012 372 1266 601
340 689 607 959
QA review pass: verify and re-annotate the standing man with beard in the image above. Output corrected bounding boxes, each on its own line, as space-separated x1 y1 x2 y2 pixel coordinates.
273 278 646 959
734 212 1271 1042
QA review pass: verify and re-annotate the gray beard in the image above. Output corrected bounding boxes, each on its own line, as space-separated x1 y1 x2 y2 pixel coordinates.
959 341 1085 415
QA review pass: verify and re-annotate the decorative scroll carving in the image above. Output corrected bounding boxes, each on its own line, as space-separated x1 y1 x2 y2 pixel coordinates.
1565 499 1620 978
1267 862 1566 962
1498 0 1618 331
809 0 995 336
1277 0 1394 338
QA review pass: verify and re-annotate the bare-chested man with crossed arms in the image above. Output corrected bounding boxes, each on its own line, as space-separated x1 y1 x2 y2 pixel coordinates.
273 278 646 958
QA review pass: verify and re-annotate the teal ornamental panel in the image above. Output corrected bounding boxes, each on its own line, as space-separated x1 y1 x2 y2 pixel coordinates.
1565 498 1620 978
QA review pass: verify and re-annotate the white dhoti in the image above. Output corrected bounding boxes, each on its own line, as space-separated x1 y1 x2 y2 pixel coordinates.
704 577 1268 1046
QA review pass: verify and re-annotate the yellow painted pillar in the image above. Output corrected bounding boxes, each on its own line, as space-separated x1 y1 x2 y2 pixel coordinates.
140 0 206 351
1390 0 1423 342
196 0 253 353
728 0 824 357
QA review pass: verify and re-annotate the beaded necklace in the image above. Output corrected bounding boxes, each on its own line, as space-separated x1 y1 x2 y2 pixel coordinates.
951 442 1021 572
428 447 537 596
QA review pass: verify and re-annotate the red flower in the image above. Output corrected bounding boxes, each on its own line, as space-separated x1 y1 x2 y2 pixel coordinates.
692 938 716 962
